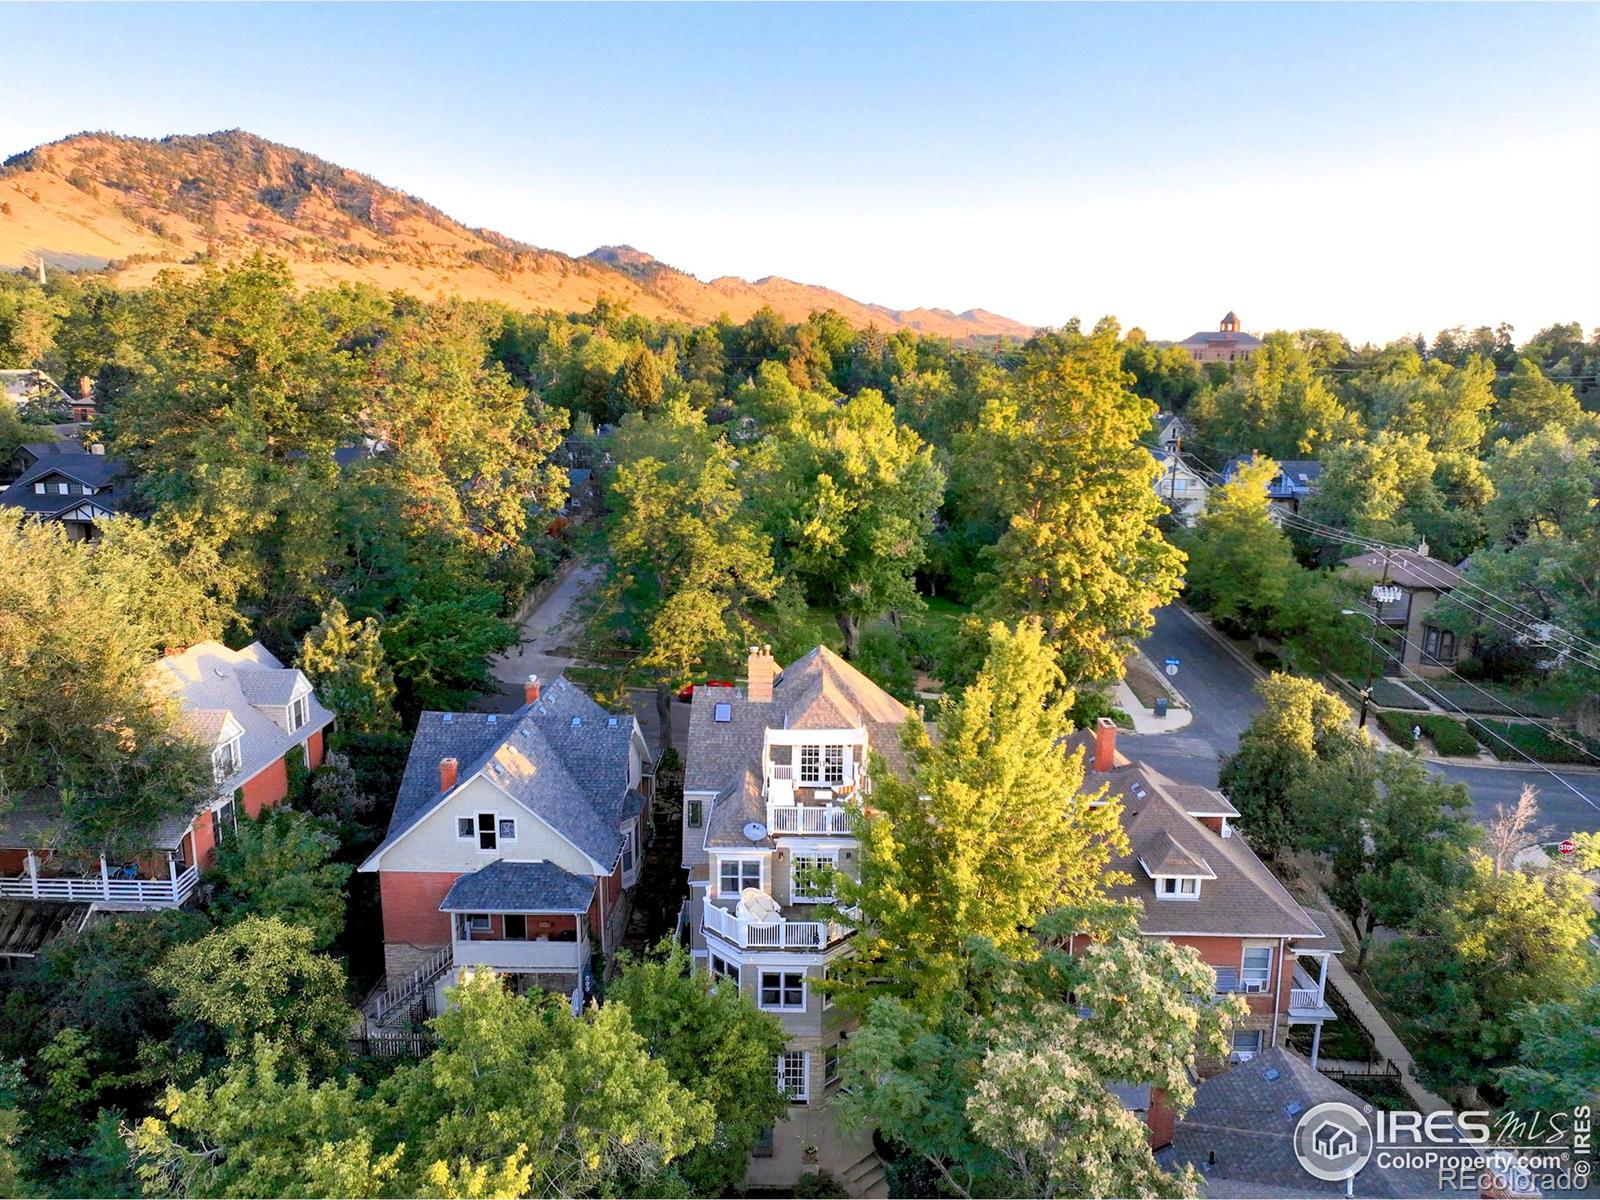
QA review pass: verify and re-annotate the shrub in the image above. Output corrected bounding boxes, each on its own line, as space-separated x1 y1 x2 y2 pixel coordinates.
1417 716 1479 757
1467 720 1600 766
796 1170 850 1198
1376 710 1419 748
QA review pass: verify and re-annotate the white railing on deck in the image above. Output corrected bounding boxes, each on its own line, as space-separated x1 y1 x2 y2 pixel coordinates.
0 865 199 907
701 895 855 950
766 803 852 835
371 943 454 1024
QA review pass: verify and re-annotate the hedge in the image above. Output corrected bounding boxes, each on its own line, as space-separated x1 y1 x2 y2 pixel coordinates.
1466 719 1600 766
1374 711 1479 756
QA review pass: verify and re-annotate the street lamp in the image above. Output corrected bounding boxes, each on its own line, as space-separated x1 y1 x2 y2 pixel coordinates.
1340 608 1380 729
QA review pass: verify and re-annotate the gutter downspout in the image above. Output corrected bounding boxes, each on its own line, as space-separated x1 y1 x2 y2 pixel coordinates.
1271 937 1284 1049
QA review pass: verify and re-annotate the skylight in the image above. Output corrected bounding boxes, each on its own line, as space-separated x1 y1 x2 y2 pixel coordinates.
714 702 732 723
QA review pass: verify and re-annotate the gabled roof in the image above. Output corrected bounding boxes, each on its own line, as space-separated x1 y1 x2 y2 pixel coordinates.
439 859 597 914
1069 730 1323 940
155 642 334 793
0 455 128 518
1222 456 1323 498
235 668 309 707
365 677 638 871
684 645 911 795
1340 548 1463 593
1179 328 1263 348
704 769 772 850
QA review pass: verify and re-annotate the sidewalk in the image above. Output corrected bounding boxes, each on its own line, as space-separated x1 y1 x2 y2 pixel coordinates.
1322 953 1454 1115
1114 678 1193 734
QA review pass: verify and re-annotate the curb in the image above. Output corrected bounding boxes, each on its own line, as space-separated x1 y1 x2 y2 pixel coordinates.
1172 603 1267 681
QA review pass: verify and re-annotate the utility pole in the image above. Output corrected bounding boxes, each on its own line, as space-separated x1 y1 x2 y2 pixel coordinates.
1357 550 1394 729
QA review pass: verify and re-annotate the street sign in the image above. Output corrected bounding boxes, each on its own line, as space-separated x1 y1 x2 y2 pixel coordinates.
1164 656 1180 678
1559 839 1576 857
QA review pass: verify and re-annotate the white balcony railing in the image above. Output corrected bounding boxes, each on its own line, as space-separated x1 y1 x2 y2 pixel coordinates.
0 864 199 907
1290 987 1323 1010
766 803 853 835
452 937 587 972
701 895 855 950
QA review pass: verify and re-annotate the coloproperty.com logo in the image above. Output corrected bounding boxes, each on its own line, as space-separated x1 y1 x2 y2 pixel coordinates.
1292 1101 1594 1193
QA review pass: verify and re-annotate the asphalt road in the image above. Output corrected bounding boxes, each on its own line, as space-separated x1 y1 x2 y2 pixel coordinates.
1127 605 1600 835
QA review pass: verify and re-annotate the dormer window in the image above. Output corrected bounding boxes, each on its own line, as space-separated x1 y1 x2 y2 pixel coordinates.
288 693 310 732
212 735 242 783
1155 876 1201 900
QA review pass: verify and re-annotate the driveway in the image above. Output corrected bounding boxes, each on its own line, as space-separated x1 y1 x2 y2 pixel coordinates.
476 559 604 710
1129 605 1600 834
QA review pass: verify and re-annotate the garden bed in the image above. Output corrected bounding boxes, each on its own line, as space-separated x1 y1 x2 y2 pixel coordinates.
1373 711 1480 756
1465 719 1600 766
1406 679 1571 719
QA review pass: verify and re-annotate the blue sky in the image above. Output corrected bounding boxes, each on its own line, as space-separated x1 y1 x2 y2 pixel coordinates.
3 2 1597 342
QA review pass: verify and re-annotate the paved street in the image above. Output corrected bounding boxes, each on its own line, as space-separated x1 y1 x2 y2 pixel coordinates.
1129 605 1600 834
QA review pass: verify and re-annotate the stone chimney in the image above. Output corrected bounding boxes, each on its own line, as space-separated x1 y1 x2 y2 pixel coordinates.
747 645 775 703
439 757 458 793
1094 717 1117 774
525 674 541 705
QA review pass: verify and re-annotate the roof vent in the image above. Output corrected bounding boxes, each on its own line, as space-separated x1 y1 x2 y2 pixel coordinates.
486 715 498 725
536 705 546 715
442 712 455 723
607 717 619 727
1285 1102 1302 1118
1263 1068 1280 1082
557 678 568 689
571 716 581 727
213 667 228 678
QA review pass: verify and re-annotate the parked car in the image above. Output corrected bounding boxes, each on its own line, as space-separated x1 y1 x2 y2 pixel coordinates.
676 679 735 702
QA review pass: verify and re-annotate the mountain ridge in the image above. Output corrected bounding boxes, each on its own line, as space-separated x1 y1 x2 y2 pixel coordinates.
0 130 1033 339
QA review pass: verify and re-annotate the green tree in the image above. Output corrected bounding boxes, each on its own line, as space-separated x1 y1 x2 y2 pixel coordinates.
297 599 399 733
377 971 712 1197
605 400 777 748
973 323 1184 685
834 620 1128 1010
209 809 352 948
156 917 355 1076
1495 985 1600 1112
611 344 665 416
1293 747 1477 967
1494 358 1582 441
1181 454 1297 634
1218 674 1362 857
753 387 944 656
1373 855 1598 1096
606 940 787 1193
1188 330 1361 461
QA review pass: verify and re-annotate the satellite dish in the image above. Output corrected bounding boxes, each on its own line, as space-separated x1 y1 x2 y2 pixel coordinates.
742 821 768 842
737 887 780 924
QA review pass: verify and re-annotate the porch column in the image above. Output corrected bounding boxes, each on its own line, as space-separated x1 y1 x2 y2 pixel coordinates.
26 850 39 898
169 853 180 890
1310 1021 1324 1070
99 854 110 892
1317 953 1330 1004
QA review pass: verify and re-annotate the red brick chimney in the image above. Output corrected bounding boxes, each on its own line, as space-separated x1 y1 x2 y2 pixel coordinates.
1094 717 1117 773
439 757 458 793
79 375 93 399
525 674 541 705
747 645 775 703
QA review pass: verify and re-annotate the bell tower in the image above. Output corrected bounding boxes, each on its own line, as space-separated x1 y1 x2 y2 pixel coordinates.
1220 311 1240 333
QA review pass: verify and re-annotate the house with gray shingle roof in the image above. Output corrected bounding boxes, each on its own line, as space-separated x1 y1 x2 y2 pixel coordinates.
357 674 652 1019
0 444 129 540
1072 719 1342 1072
1178 312 1264 364
0 640 334 911
681 644 913 1195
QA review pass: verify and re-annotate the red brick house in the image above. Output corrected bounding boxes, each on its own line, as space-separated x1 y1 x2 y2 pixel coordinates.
0 640 334 909
358 675 652 1022
1071 720 1343 1070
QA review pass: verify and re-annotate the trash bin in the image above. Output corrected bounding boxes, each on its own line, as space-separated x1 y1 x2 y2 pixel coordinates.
1153 697 1169 719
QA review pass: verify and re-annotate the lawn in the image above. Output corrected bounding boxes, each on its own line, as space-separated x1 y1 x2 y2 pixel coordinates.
1368 679 1428 710
1406 679 1572 720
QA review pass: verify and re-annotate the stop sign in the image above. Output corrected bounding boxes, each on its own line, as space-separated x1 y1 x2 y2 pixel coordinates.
1558 839 1576 856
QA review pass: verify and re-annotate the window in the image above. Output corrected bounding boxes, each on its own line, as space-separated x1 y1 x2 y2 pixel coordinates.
791 853 837 902
709 953 738 982
457 816 474 839
759 970 806 1011
821 964 834 1010
713 702 732 723
823 745 845 785
32 482 44 495
477 812 497 852
719 858 760 895
504 914 527 940
467 913 491 935
1230 1030 1263 1062
621 823 636 877
288 694 309 732
499 818 517 842
777 1051 808 1102
800 744 821 783
686 798 703 828
1423 626 1457 665
1241 946 1273 993
211 736 241 784
211 797 236 846
752 1125 775 1158
824 1045 841 1086
1157 876 1200 900
55 481 69 495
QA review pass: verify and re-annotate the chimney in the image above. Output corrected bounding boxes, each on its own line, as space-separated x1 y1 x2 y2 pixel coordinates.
439 757 458 793
89 443 105 456
747 644 775 703
524 674 541 705
79 375 93 399
1094 717 1117 773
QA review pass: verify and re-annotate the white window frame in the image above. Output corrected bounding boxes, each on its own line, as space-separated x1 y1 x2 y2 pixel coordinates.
799 744 822 784
1156 876 1201 900
32 482 44 495
55 481 69 495
621 822 637 880
457 816 474 840
504 914 528 940
476 812 498 852
709 952 738 982
719 858 760 896
288 693 309 732
498 817 518 843
824 1044 841 1086
686 798 703 828
759 970 806 1012
777 1051 808 1103
1230 1029 1264 1062
821 963 834 1010
211 735 242 784
466 913 491 935
824 744 845 785
791 852 837 903
1241 945 1273 993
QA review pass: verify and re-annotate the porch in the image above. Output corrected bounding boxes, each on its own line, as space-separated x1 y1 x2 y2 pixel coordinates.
0 851 198 909
701 894 855 951
1287 956 1336 1022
